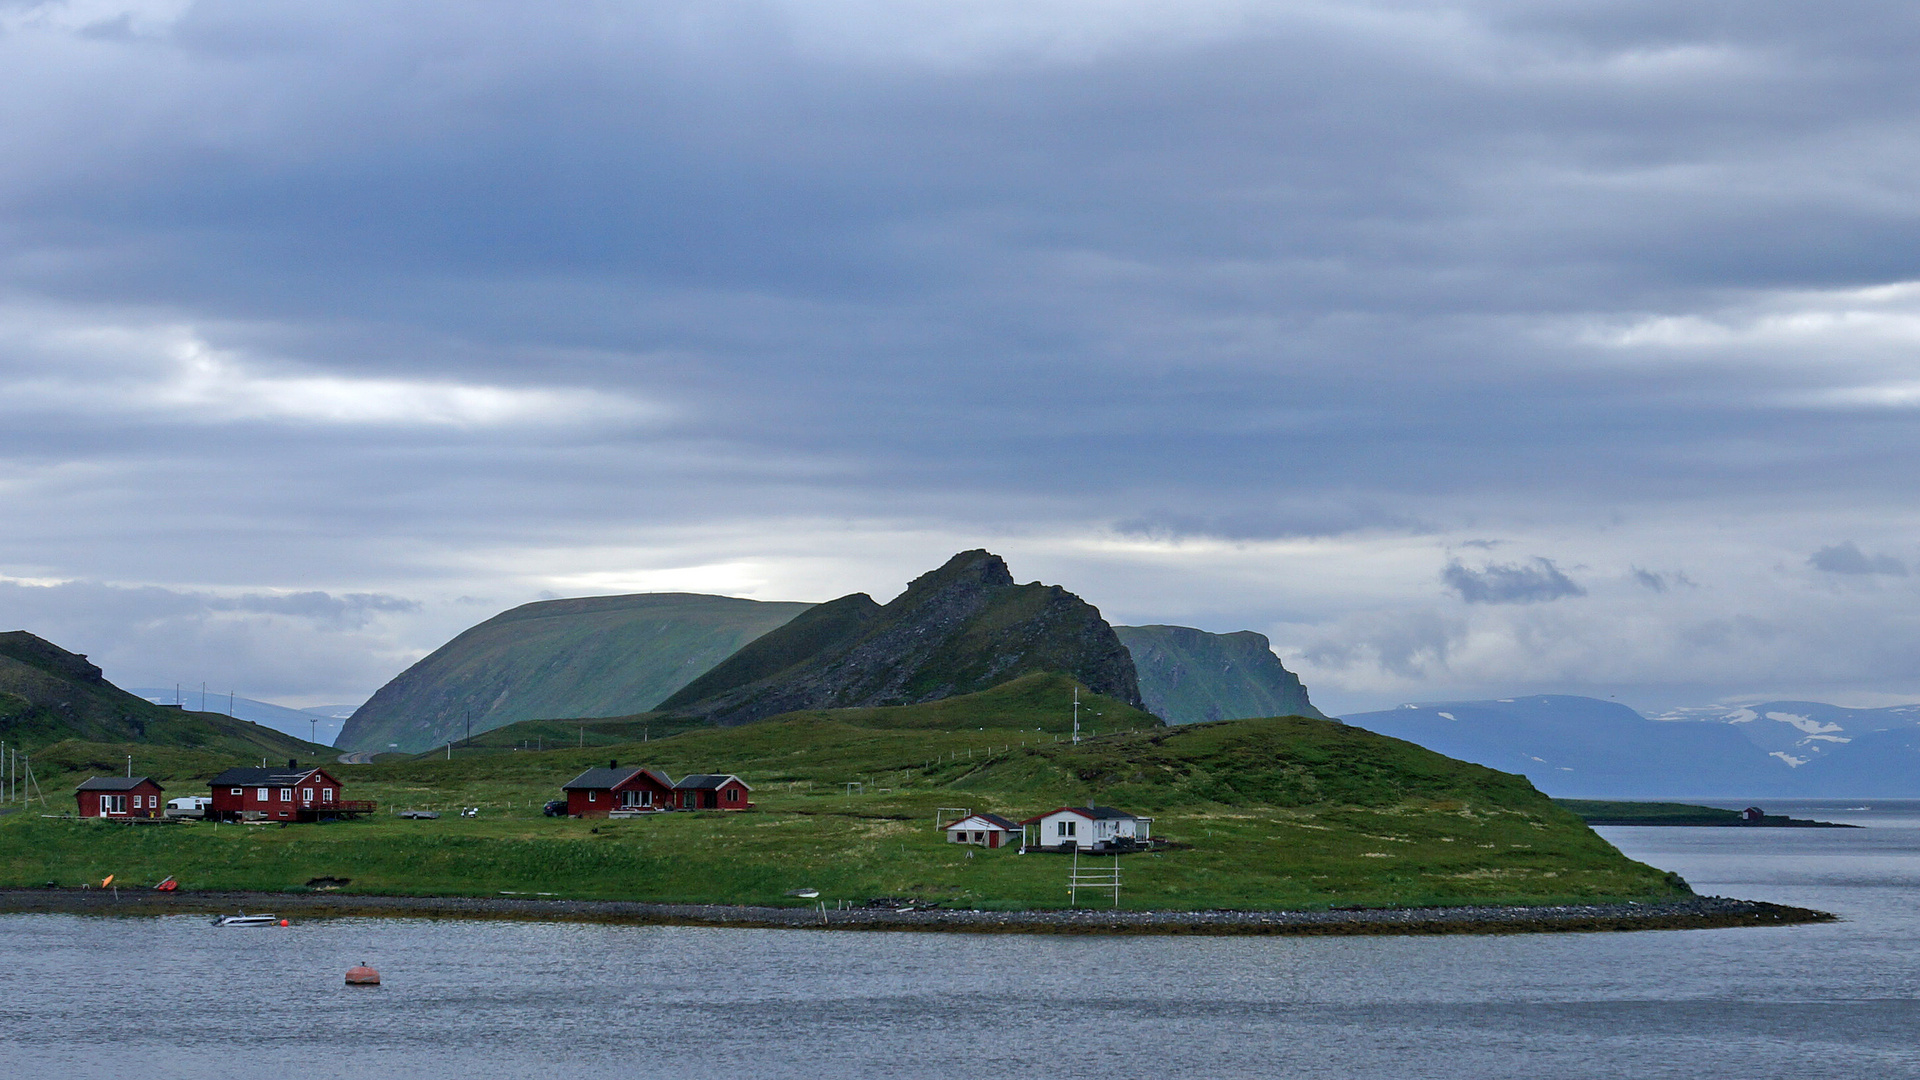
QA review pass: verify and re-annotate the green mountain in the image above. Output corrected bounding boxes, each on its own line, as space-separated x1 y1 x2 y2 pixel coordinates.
657 550 1142 725
340 593 812 752
0 631 324 759
1116 625 1326 724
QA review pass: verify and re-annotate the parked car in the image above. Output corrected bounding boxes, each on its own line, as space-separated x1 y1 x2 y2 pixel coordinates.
542 800 567 817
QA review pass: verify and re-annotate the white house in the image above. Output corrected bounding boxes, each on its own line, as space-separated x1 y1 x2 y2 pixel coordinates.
943 812 1021 849
1019 806 1151 852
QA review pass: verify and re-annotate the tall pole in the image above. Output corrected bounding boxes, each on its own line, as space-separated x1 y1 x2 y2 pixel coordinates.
1072 686 1081 745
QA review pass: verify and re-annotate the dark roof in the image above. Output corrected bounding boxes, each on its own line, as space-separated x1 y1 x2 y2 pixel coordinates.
674 773 752 791
75 776 162 792
945 812 1020 831
208 766 328 787
1018 805 1140 825
561 766 676 791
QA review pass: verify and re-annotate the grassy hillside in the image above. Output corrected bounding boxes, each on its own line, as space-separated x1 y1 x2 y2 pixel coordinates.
0 632 326 761
656 551 1143 725
1 675 1686 911
1117 625 1327 724
340 593 813 752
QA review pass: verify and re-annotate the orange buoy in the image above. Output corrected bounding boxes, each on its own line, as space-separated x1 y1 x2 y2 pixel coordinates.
345 964 381 986
279 919 290 927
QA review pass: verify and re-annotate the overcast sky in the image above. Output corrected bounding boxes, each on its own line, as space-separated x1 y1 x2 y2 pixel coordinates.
5 0 1920 716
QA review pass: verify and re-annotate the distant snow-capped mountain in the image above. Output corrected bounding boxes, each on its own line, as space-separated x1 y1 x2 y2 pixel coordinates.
1343 695 1920 799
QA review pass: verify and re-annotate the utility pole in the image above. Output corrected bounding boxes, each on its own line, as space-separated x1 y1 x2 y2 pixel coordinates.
126 755 132 778
1072 686 1082 745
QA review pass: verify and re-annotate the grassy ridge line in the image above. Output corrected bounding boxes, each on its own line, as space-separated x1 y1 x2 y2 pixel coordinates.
0 682 1688 911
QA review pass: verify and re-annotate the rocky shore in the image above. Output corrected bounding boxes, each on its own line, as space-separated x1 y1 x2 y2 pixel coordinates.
0 888 1833 936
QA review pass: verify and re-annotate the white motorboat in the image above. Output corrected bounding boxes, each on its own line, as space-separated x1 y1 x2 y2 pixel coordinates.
212 912 282 927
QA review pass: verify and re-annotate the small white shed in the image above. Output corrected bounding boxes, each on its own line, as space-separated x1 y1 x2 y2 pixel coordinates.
944 812 1021 849
1019 806 1151 852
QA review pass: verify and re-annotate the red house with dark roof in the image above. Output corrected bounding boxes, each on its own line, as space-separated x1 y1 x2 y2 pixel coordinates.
561 763 676 817
75 776 165 819
208 761 367 821
673 774 753 810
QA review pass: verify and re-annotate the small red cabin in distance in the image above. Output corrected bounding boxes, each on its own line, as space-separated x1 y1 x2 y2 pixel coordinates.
75 776 165 818
561 763 675 818
673 774 753 810
208 761 357 821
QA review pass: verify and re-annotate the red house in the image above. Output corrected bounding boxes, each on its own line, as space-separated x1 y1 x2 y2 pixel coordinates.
562 763 675 818
208 761 369 821
75 776 165 819
673 774 753 810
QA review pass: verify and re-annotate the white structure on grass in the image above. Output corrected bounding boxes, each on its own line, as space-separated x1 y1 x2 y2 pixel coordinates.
1019 806 1150 852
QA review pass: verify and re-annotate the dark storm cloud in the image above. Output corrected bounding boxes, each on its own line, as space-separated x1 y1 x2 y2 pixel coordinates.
1810 542 1908 576
1443 559 1587 604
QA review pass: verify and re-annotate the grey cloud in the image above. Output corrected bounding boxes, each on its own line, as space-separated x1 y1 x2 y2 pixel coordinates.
1632 567 1697 593
3 2 1920 708
0 580 424 700
1809 542 1908 576
1443 559 1587 604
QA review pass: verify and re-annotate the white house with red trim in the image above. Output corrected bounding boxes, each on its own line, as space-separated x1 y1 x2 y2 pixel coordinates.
1018 806 1150 852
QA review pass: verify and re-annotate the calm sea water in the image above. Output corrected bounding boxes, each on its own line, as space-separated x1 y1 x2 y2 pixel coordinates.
5 801 1920 1079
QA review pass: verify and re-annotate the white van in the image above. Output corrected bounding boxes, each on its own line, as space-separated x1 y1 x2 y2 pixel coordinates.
166 796 211 818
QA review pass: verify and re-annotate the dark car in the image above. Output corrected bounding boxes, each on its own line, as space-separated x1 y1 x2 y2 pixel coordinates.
543 800 568 817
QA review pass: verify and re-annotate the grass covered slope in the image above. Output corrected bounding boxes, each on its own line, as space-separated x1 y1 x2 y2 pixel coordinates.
0 632 324 760
341 593 813 752
2 677 1686 911
1117 625 1327 724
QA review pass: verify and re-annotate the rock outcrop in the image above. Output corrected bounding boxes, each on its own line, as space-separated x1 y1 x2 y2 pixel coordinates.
657 550 1142 725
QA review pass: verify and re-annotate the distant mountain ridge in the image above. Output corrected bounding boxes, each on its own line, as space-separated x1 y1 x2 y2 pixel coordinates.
340 593 813 751
0 631 323 759
1115 625 1324 724
1346 694 1920 798
129 689 354 747
657 550 1142 725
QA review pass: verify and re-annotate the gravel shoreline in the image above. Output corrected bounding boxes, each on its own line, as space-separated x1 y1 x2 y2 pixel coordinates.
0 889 1833 936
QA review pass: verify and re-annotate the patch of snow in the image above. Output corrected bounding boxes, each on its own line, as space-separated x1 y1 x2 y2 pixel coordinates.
1802 734 1852 744
1724 708 1758 723
1767 711 1844 735
1770 751 1810 768
1497 699 1515 703
1437 711 1456 720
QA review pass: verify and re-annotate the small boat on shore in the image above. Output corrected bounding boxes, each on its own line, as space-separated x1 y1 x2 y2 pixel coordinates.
212 912 282 927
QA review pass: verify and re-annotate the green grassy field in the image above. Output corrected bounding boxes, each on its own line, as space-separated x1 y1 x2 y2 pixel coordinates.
0 675 1689 910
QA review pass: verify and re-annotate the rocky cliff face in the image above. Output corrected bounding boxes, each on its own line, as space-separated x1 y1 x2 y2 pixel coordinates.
1115 625 1326 724
659 550 1143 725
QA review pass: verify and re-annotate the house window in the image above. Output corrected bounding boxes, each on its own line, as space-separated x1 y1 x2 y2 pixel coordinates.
589 791 597 802
1058 820 1076 838
727 788 739 802
973 831 985 843
256 788 269 801
322 788 334 802
280 788 292 802
230 787 242 795
302 788 313 803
